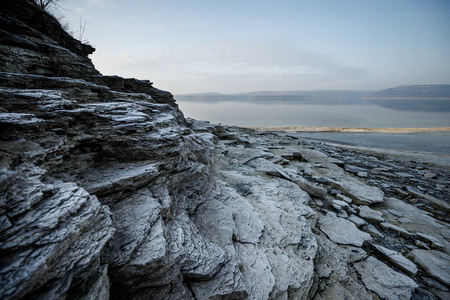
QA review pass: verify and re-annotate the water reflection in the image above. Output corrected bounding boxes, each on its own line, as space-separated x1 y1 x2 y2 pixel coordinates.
176 96 450 112
176 98 450 128
367 99 450 112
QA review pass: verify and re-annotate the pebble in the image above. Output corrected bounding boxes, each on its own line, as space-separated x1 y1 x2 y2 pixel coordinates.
357 171 368 178
344 165 361 174
329 189 342 195
396 172 415 178
332 199 349 211
336 194 352 204
315 177 328 184
415 240 430 250
424 172 437 179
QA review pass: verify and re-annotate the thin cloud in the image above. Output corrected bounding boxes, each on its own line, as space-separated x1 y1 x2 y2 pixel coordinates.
86 0 104 6
92 41 368 93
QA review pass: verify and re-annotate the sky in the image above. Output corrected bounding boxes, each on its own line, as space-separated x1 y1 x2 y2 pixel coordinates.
56 0 450 94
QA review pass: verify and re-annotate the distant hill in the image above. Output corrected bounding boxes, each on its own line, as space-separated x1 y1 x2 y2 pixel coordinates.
366 85 450 99
175 92 239 101
176 90 373 101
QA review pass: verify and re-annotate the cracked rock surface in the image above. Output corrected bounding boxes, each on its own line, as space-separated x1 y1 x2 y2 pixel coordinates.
1 1 450 299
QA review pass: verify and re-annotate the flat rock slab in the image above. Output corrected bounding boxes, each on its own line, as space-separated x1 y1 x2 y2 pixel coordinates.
297 179 328 198
364 224 385 238
320 213 372 247
380 197 450 254
372 244 418 275
340 245 368 263
358 205 384 223
405 187 450 213
330 179 384 205
354 256 419 300
415 233 444 250
407 249 450 285
348 215 366 227
380 222 411 238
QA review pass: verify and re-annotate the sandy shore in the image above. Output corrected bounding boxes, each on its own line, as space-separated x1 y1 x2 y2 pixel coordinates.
245 126 450 133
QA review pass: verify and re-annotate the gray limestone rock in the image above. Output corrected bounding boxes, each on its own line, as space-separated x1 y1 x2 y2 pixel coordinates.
357 171 368 178
296 177 328 198
0 2 227 298
0 167 114 300
363 224 385 238
381 197 450 256
423 172 437 179
416 240 431 250
312 236 372 300
336 194 353 204
332 199 350 211
405 187 450 213
372 244 418 275
358 205 385 223
407 249 450 285
415 233 444 250
330 178 384 205
396 172 415 178
2 1 449 299
340 245 368 263
354 256 419 300
348 214 367 227
380 222 412 238
319 213 372 247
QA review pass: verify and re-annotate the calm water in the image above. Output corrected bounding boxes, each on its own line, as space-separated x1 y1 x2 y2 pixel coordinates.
177 98 450 154
288 131 450 154
176 98 450 128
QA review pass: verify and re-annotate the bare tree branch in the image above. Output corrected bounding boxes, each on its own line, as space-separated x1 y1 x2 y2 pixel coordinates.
34 0 58 10
79 16 87 43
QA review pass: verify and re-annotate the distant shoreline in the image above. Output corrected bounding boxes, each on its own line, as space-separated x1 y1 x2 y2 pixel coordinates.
245 126 450 133
365 97 450 100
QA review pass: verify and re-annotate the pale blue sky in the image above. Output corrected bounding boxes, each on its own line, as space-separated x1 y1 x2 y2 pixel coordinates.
58 0 450 94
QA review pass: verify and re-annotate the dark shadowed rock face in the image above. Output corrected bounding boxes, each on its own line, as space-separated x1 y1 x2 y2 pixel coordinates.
0 1 217 299
1 1 318 299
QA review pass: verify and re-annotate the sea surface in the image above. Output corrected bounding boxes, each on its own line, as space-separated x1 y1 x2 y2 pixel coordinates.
177 98 450 128
176 98 450 154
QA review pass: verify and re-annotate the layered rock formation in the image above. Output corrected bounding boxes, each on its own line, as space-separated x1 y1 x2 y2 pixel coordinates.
1 1 449 299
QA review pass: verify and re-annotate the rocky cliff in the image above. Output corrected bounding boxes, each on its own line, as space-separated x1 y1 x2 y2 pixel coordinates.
1 1 449 300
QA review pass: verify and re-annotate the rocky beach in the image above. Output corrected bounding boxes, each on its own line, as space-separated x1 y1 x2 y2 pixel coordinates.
1 1 449 299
